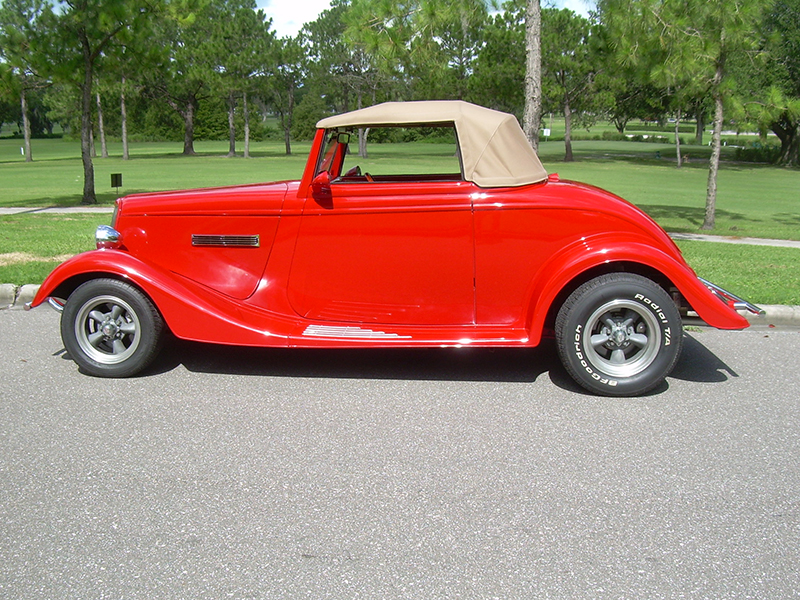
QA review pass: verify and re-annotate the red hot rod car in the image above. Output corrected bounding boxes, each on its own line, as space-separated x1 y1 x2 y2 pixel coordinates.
29 101 761 396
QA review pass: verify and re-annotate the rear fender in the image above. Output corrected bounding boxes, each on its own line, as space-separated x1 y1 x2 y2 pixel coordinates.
524 235 749 344
31 250 294 347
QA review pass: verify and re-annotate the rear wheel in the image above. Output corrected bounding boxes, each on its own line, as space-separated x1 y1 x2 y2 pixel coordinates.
555 273 682 396
61 278 164 378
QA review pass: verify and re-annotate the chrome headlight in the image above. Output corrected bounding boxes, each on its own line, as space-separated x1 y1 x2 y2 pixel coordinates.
96 224 122 249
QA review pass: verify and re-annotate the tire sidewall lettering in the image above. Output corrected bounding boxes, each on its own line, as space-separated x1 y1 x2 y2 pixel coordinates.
572 319 619 387
570 289 675 389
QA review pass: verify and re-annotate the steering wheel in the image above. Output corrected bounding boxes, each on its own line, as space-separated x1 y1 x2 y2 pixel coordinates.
344 165 361 177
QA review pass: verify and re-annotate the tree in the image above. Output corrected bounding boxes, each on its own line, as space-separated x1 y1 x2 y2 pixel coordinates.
418 0 488 100
266 36 305 155
599 0 767 229
302 0 356 113
469 2 525 115
541 8 597 162
39 0 167 203
0 0 50 162
344 0 488 101
144 1 221 157
738 0 800 166
207 1 273 157
304 0 386 156
523 0 542 150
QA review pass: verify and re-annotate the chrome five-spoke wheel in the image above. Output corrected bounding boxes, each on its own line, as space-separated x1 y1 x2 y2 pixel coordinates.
74 295 142 365
61 279 164 377
555 273 683 396
583 299 661 379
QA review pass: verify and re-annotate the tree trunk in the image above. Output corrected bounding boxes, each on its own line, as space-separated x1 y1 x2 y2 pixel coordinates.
563 94 573 162
80 34 97 204
357 91 368 158
97 91 109 159
227 90 236 158
359 127 369 158
523 0 542 151
282 84 295 156
774 119 800 166
703 69 725 230
20 88 32 163
695 108 705 146
284 123 291 155
121 75 129 160
182 101 196 156
675 108 682 168
243 91 250 159
783 123 800 166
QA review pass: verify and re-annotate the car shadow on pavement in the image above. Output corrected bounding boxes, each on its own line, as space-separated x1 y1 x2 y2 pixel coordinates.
668 332 739 383
137 331 737 394
152 339 564 384
62 330 733 394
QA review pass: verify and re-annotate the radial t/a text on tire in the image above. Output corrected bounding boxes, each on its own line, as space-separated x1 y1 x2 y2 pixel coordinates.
555 273 683 396
60 278 165 378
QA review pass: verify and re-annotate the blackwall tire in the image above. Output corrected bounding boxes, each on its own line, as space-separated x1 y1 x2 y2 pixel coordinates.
61 278 165 378
555 273 683 396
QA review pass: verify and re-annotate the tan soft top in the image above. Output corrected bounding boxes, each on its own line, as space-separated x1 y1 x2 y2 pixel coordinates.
316 100 548 188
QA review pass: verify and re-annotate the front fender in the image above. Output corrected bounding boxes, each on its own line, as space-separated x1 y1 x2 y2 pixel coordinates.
31 249 295 347
525 235 749 344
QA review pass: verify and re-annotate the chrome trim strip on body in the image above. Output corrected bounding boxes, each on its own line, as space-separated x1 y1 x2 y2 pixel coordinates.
700 277 765 316
191 234 260 248
303 325 412 339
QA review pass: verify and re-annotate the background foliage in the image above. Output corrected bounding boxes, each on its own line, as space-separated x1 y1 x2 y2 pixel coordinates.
1 0 798 164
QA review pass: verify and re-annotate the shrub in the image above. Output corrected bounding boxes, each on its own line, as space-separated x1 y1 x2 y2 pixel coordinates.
734 143 782 164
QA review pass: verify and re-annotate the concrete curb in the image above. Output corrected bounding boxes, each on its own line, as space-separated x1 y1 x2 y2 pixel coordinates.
743 305 800 327
1 284 40 310
3 283 799 327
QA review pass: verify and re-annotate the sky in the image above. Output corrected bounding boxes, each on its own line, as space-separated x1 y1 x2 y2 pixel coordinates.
256 0 596 39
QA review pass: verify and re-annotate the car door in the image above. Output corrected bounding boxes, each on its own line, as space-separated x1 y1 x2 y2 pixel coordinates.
287 179 475 326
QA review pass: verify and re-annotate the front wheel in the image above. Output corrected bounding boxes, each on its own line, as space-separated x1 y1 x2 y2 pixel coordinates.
61 278 165 378
555 273 683 396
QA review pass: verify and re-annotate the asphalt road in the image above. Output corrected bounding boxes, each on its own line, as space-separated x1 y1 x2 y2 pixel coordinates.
2 307 799 599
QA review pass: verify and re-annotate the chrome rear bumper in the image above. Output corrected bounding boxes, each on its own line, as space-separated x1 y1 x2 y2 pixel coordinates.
700 278 765 316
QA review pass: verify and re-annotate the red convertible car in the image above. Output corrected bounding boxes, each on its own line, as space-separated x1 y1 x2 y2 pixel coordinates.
29 101 761 396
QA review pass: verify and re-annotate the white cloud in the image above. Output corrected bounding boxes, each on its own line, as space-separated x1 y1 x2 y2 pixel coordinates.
256 0 334 38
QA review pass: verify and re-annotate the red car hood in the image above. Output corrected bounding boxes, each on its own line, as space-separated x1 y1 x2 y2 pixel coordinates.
117 181 298 216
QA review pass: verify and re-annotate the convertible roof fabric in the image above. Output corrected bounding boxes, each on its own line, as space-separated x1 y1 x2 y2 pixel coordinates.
317 100 548 188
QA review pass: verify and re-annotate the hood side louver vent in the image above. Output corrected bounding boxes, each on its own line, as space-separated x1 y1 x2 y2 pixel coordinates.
192 234 260 248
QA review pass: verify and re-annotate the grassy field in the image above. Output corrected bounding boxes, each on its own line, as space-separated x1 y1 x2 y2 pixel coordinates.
1 134 798 304
0 214 100 286
3 137 796 239
676 240 800 305
0 139 313 206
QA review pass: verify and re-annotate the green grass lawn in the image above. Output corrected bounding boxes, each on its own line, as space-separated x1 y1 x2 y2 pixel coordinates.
0 214 101 286
3 137 797 239
0 138 312 206
2 135 799 305
676 240 800 306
